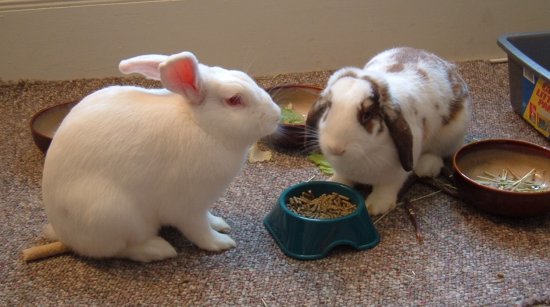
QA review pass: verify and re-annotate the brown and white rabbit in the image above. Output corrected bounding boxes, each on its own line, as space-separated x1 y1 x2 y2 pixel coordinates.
306 47 470 215
41 51 281 262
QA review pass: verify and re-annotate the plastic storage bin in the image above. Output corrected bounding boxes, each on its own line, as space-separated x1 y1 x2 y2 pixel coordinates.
497 32 550 139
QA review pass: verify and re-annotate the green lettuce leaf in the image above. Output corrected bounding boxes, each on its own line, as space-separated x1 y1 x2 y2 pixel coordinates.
308 153 334 175
281 105 305 124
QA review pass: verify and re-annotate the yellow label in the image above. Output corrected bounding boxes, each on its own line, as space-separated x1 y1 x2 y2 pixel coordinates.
522 78 550 137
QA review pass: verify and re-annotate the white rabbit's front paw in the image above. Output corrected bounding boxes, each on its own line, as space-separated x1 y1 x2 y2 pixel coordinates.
365 188 398 216
208 212 231 233
414 153 443 178
196 232 237 252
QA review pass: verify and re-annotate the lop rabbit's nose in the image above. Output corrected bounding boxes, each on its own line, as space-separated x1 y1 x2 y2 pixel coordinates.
327 144 346 156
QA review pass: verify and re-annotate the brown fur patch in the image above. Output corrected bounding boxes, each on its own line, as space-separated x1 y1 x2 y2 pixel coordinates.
358 100 382 134
306 95 331 129
355 76 391 136
442 68 469 125
380 103 414 172
334 69 359 83
447 69 469 100
387 63 404 73
417 68 428 80
364 116 376 134
361 75 389 104
442 99 465 125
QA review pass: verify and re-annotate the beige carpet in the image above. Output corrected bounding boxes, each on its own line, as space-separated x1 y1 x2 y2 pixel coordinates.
1 60 549 306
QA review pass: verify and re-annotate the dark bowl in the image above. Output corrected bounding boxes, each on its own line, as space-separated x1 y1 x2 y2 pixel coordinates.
263 85 322 150
452 139 550 217
30 101 78 154
264 181 380 260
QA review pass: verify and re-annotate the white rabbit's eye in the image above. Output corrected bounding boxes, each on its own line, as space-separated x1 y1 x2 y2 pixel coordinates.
226 95 244 107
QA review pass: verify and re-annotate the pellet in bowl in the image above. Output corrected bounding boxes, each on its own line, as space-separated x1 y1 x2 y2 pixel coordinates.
287 191 358 219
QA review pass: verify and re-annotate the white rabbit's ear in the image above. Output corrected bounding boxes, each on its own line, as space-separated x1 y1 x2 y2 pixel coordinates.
119 54 168 80
159 52 205 104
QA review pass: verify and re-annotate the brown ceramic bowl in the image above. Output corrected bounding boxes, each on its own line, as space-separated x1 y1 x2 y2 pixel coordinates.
30 101 78 153
263 85 322 150
452 139 550 217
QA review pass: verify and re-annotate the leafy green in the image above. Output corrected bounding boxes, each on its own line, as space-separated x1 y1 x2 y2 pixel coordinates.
281 104 305 124
308 153 334 175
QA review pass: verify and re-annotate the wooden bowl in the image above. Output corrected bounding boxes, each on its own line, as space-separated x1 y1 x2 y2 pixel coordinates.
30 101 78 153
452 139 550 217
263 85 322 150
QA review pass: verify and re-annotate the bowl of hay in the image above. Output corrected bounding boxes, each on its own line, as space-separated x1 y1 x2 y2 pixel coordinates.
264 181 380 260
452 139 550 217
262 85 322 150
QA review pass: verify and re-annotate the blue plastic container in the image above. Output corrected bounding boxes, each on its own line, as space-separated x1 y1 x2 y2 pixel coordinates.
498 31 550 139
264 181 380 260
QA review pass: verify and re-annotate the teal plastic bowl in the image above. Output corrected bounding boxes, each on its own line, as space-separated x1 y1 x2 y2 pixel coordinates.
264 181 380 260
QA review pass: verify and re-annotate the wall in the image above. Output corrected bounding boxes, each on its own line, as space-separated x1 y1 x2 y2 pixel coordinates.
1 0 549 80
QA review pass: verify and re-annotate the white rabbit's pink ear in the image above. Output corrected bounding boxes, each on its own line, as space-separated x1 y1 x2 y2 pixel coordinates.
118 54 167 80
159 52 205 104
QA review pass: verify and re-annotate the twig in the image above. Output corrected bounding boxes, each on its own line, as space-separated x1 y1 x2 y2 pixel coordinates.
373 190 441 225
373 209 392 225
404 198 424 244
408 190 442 202
306 174 316 182
403 270 416 280
419 177 461 199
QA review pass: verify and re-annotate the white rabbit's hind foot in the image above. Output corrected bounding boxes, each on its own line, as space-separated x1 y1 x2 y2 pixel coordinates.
116 236 177 262
43 224 58 241
208 212 231 233
414 153 444 178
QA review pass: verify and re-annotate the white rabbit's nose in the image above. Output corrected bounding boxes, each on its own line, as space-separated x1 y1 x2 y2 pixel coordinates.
327 144 346 156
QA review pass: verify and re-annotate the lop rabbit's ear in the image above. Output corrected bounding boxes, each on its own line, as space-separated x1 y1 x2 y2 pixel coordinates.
366 75 414 172
306 95 330 130
381 102 414 172
160 52 205 105
119 54 168 80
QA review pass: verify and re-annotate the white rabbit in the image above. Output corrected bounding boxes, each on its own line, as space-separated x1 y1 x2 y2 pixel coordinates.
306 47 470 215
41 51 281 262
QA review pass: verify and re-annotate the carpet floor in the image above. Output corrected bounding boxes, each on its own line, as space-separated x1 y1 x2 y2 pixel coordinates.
1 60 549 306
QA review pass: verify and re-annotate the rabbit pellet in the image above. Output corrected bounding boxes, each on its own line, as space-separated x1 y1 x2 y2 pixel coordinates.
287 191 357 219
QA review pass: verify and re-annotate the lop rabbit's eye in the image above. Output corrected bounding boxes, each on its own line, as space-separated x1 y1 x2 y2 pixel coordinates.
226 95 244 107
360 109 373 124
